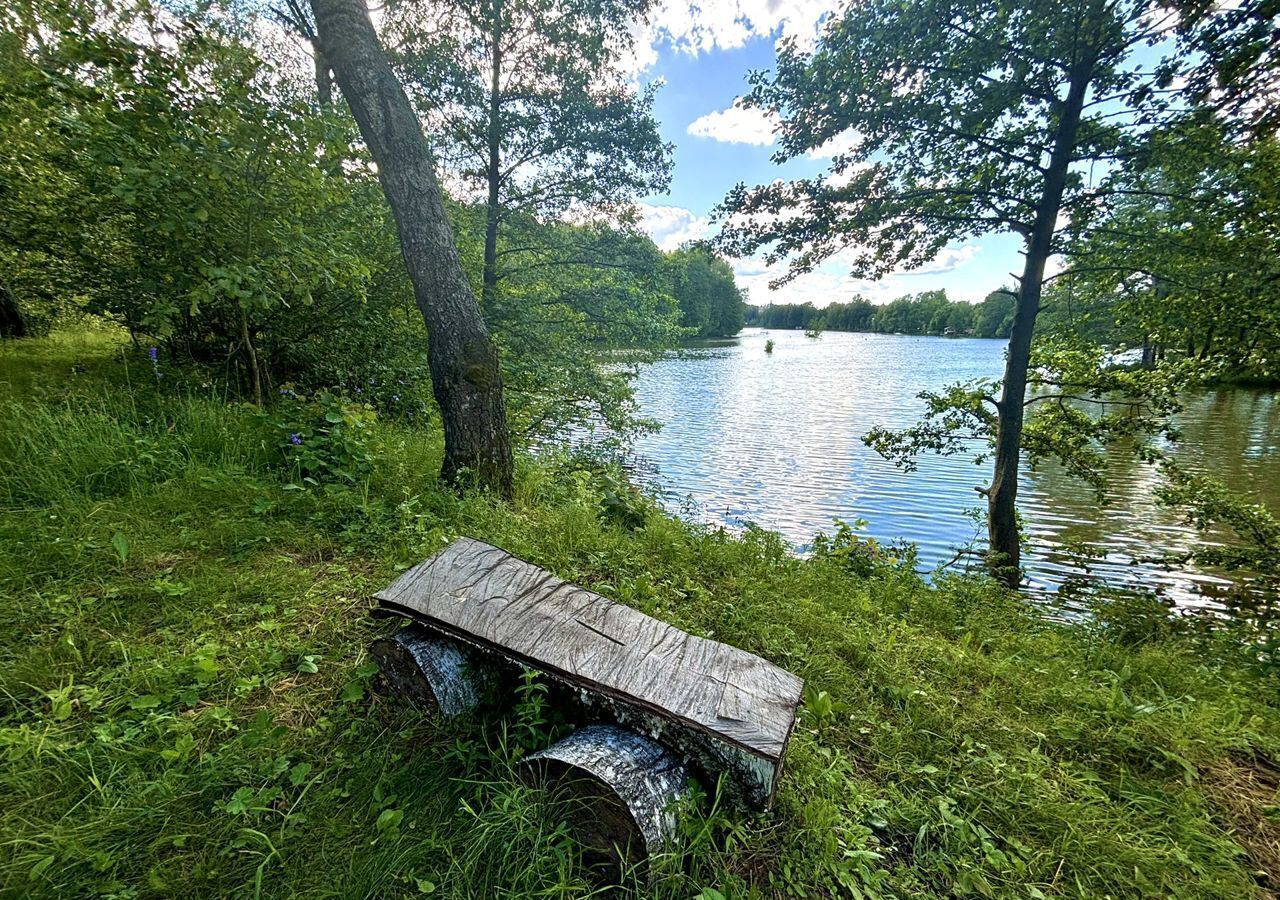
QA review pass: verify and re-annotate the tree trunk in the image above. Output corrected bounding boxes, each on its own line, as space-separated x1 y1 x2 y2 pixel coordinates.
314 46 333 106
481 1 503 308
239 303 263 406
0 280 26 338
1141 334 1155 369
310 0 514 495
1198 324 1215 360
987 58 1094 588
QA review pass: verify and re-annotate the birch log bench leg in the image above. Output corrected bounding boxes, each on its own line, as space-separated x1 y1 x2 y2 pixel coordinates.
369 537 804 865
367 625 490 717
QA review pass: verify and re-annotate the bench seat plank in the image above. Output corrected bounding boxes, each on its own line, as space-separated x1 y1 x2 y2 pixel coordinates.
374 537 803 804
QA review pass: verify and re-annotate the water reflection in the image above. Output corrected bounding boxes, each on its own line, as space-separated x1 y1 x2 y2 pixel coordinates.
622 328 1279 609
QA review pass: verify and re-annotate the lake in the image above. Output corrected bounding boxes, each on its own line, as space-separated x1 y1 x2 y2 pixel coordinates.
625 327 1279 609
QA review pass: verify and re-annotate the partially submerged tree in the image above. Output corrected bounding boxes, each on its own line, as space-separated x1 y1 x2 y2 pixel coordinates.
310 0 513 493
385 0 671 307
717 0 1190 586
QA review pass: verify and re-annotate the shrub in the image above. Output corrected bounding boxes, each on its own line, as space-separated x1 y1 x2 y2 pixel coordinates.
811 517 918 578
262 389 376 488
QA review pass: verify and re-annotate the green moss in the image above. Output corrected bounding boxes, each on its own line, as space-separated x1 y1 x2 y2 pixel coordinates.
1 332 1277 898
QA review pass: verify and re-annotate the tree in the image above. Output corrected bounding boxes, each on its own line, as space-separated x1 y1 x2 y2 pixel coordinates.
0 281 25 338
309 0 513 493
1173 0 1280 138
973 289 1015 339
717 0 1188 586
1 0 382 382
1061 118 1280 378
666 245 745 337
469 208 686 442
386 0 670 308
267 0 334 105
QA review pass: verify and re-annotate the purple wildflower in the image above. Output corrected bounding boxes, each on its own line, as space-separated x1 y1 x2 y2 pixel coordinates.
289 433 303 446
148 346 158 362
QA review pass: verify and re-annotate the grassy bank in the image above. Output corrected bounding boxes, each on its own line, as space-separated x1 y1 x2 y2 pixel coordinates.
1 332 1278 899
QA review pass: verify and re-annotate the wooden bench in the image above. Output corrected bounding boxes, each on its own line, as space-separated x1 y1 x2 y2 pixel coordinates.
369 537 803 863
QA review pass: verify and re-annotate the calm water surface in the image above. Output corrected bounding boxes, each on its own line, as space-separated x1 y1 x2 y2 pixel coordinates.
625 328 1280 608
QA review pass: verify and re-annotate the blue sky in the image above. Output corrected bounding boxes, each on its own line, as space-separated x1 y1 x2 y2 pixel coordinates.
628 9 1027 308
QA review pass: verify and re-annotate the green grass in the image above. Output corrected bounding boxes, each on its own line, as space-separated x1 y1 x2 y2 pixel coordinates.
1 332 1278 898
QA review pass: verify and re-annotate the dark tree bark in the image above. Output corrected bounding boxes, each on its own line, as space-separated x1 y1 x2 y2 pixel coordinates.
314 46 333 106
0 280 26 338
273 0 333 106
987 56 1095 588
310 0 514 494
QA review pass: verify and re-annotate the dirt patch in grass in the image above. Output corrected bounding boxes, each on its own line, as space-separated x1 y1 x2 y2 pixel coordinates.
1204 752 1280 897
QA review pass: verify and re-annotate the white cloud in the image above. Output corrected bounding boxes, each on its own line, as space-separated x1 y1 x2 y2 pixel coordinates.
635 203 710 251
687 102 780 146
806 130 863 160
739 242 989 307
645 0 834 56
905 244 980 275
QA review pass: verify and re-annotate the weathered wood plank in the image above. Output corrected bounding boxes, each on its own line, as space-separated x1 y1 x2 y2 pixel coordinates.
374 537 804 805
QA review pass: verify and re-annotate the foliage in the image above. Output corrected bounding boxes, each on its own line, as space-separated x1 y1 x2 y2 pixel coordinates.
1157 461 1280 584
0 0 715 449
665 244 746 338
866 335 1199 498
715 0 1186 282
810 518 917 578
2 334 1278 898
1173 0 1280 137
466 209 687 442
1057 119 1280 382
386 0 670 302
748 288 1017 338
0 0 393 400
261 389 377 489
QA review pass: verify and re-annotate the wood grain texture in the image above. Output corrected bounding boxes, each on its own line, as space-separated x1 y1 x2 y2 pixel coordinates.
375 538 803 775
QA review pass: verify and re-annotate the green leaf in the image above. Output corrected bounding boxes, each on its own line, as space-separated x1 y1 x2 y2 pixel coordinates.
28 854 56 880
296 655 320 674
340 680 364 703
375 808 403 834
111 531 130 563
130 694 162 711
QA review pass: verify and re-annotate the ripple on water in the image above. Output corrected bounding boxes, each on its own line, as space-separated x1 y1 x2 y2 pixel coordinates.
620 328 1279 610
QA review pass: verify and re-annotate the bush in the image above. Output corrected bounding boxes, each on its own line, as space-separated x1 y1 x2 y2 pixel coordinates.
811 517 918 578
262 389 376 488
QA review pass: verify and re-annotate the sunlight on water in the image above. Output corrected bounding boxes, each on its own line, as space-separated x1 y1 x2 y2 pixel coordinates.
625 328 1280 609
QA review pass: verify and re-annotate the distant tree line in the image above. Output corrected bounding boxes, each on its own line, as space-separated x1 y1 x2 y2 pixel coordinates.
745 289 1015 338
